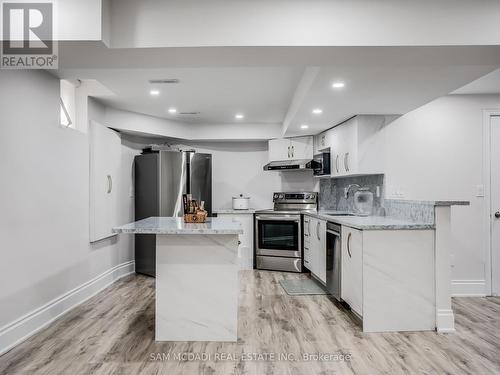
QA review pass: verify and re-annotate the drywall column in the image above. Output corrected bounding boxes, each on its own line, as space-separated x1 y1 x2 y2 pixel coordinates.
434 206 455 332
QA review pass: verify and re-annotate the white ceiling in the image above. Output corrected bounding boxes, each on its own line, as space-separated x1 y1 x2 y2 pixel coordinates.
63 67 303 125
56 43 500 139
452 68 500 94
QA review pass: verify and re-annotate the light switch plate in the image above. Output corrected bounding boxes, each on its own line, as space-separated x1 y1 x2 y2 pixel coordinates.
476 184 485 197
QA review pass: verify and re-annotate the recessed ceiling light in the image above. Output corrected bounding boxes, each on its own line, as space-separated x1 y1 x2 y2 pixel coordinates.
168 108 177 114
300 124 309 129
312 108 323 115
150 90 160 96
332 82 345 89
235 113 244 119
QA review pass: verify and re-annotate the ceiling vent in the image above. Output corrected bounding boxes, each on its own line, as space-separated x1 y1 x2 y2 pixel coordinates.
148 79 180 84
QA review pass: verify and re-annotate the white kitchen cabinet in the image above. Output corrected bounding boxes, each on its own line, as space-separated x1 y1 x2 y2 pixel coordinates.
290 136 314 159
303 216 312 269
268 136 313 161
314 132 329 154
339 225 436 332
216 213 254 270
341 226 363 317
305 216 327 284
268 138 291 161
89 121 121 242
319 115 388 177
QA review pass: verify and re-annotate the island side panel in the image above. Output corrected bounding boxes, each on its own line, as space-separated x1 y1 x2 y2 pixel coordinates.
155 234 239 342
362 229 436 332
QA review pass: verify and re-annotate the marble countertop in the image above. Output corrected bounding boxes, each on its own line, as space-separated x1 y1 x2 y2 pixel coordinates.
386 199 470 207
305 211 435 230
113 217 244 235
214 208 262 214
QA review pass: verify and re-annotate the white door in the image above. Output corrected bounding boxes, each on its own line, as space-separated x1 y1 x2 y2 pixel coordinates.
491 116 500 295
89 121 121 242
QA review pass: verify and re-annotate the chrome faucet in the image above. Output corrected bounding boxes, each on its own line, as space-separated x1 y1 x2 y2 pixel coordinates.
344 184 361 198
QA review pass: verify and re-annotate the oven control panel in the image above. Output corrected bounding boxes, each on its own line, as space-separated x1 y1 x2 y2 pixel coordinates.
272 192 317 203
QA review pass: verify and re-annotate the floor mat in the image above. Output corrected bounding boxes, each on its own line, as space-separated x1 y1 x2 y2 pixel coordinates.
279 278 328 295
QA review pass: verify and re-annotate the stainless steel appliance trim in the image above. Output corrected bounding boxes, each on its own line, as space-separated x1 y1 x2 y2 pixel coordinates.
255 214 301 221
326 225 342 301
256 255 302 273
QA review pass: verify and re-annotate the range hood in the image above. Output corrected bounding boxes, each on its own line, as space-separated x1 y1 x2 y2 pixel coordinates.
263 159 314 171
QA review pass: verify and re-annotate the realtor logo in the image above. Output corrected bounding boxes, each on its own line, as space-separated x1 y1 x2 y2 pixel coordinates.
1 2 58 69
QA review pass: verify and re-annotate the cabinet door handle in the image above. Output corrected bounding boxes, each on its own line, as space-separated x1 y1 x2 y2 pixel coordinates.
308 220 311 235
316 221 320 240
292 145 295 158
107 175 113 194
347 232 352 258
287 146 290 158
346 152 350 172
335 154 339 173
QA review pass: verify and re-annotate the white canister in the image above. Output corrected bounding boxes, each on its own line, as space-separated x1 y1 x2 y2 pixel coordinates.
232 194 250 210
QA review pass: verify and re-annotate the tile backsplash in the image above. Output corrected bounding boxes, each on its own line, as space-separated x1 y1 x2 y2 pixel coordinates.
319 174 385 214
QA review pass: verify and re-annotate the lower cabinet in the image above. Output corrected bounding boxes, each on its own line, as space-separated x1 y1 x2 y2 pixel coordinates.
217 213 254 270
340 226 436 332
304 216 327 284
341 226 363 317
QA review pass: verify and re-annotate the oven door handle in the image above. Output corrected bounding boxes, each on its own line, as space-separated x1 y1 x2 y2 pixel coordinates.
255 215 300 221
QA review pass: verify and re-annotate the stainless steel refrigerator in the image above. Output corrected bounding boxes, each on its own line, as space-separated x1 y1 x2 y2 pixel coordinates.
134 151 212 277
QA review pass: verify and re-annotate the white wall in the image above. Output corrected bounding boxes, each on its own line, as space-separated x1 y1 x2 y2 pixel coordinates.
154 141 316 210
0 71 136 351
108 0 500 48
377 95 500 295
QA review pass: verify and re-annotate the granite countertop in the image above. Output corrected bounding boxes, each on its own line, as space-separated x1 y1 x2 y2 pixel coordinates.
113 217 244 235
305 211 435 230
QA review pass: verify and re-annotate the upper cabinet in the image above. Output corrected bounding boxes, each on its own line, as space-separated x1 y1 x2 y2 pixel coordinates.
268 136 313 161
315 115 388 177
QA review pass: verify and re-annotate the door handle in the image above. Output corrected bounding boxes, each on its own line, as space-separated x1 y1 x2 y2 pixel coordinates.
316 221 320 240
347 232 352 258
287 146 291 158
335 154 339 173
107 175 112 194
495 212 500 219
292 146 295 158
345 152 350 172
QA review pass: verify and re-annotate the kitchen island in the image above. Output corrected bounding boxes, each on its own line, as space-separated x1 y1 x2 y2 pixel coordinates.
113 217 243 342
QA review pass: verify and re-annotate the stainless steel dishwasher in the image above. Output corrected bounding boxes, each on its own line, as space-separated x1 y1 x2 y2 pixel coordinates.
326 222 342 301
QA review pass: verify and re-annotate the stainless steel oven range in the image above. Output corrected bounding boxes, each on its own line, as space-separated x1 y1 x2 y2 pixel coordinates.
255 192 317 272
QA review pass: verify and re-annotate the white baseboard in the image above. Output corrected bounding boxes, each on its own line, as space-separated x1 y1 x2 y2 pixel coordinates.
451 280 486 297
436 309 455 333
0 260 135 356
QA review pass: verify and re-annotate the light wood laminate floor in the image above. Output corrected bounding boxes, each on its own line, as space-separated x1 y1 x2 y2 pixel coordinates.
1 271 499 375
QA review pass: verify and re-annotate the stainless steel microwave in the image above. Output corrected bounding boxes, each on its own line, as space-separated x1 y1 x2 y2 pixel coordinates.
313 152 331 176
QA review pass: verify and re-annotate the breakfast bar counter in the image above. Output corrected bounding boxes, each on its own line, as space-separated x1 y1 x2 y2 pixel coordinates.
113 217 243 342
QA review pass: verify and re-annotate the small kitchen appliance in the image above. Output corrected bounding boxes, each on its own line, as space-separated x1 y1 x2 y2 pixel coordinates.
232 194 250 210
